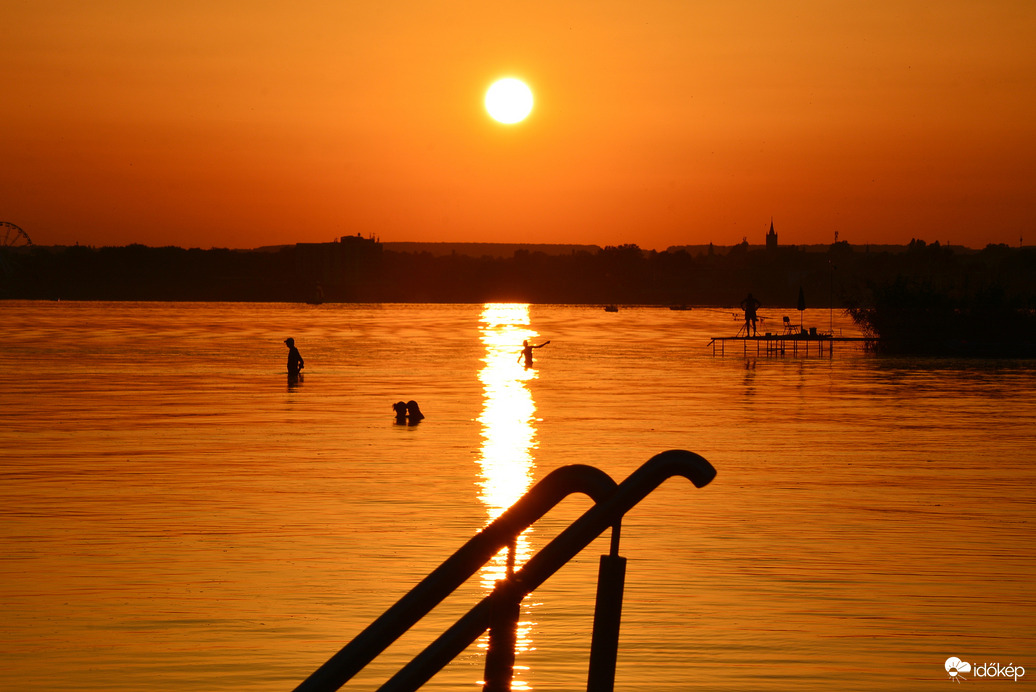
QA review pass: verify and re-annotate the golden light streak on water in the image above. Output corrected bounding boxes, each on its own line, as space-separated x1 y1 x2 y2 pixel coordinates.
477 303 539 520
475 303 540 684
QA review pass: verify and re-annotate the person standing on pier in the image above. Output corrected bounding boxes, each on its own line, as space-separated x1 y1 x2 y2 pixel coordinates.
740 293 762 337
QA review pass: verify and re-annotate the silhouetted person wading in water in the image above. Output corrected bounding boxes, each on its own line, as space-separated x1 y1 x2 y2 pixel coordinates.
519 339 550 367
284 337 304 377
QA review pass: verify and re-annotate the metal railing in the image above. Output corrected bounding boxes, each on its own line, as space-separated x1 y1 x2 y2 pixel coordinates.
294 449 717 692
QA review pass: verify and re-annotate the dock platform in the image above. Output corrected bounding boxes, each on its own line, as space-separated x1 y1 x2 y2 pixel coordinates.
708 331 877 356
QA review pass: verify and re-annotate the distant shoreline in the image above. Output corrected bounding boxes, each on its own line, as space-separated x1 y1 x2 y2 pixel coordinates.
246 240 999 257
3 240 1032 320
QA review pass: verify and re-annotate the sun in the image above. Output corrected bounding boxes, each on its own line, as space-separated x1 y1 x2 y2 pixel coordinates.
485 78 533 124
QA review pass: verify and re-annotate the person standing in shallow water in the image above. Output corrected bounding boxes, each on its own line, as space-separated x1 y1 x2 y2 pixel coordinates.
518 339 550 368
284 337 304 377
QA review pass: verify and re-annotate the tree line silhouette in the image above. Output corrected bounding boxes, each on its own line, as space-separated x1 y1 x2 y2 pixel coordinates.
2 238 1032 309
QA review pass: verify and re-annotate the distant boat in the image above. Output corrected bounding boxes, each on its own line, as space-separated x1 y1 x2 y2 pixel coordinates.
604 304 618 312
669 304 692 311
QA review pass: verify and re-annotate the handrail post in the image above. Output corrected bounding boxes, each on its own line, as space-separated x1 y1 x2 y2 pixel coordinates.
483 541 521 692
482 576 522 692
587 525 626 692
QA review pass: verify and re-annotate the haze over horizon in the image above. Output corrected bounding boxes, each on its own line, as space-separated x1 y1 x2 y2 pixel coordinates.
5 2 1034 251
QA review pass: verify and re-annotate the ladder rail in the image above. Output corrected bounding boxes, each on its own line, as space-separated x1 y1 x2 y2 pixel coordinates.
294 463 619 692
377 449 717 691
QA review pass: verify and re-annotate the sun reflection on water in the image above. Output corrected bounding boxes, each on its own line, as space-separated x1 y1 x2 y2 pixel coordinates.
476 303 540 685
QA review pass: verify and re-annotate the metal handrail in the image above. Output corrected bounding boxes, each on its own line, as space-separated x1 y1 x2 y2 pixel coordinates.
294 463 619 692
295 450 716 692
378 450 715 691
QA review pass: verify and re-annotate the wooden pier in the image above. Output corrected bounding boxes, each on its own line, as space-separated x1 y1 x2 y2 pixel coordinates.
708 330 877 356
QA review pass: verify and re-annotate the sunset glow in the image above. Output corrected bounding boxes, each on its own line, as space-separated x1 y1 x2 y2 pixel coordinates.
4 3 1035 249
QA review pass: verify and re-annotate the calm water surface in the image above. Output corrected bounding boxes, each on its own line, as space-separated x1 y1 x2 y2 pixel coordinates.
1 301 1034 691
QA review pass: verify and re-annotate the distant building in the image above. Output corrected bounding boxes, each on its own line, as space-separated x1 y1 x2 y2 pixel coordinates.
766 219 778 251
339 233 381 249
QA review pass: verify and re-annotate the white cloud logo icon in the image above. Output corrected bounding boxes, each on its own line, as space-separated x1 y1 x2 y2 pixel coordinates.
945 657 972 682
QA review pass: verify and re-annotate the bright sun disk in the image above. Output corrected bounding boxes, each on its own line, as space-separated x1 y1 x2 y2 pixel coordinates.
485 78 533 124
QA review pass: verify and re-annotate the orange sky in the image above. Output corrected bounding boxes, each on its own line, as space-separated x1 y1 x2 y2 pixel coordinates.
4 1 1035 250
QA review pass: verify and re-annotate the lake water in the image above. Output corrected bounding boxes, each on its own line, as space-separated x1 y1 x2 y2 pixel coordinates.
1 301 1034 691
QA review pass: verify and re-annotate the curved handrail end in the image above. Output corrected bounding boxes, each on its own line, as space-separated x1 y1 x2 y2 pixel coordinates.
645 449 717 488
